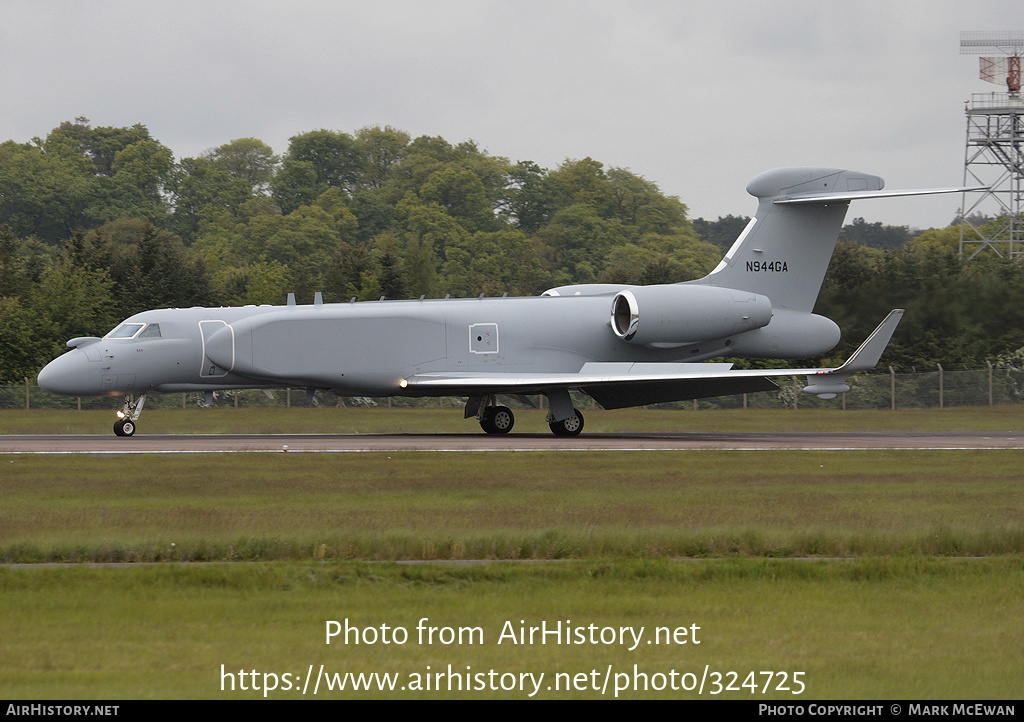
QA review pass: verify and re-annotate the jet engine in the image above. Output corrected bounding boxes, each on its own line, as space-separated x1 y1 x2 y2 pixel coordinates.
610 284 773 348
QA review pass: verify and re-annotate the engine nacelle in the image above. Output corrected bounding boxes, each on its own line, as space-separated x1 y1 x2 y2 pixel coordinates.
610 284 773 347
726 308 841 358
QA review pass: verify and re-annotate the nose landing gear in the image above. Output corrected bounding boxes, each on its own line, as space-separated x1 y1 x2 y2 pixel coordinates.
113 394 147 437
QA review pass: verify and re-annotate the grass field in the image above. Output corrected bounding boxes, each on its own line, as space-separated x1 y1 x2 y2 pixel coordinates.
2 450 1022 562
0 560 1021 699
1 406 1022 699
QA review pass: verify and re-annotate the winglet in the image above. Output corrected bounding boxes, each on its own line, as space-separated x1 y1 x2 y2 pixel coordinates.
834 309 904 373
802 309 903 398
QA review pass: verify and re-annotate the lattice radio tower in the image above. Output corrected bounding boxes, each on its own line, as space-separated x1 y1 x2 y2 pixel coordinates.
959 31 1024 260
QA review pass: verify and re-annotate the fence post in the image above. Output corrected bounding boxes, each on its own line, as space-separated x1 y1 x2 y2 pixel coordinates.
987 360 994 406
792 377 799 410
937 363 944 409
24 377 29 410
286 388 291 408
889 366 896 410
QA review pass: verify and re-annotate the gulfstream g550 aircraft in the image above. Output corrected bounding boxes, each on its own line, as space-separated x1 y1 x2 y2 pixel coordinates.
37 167 976 437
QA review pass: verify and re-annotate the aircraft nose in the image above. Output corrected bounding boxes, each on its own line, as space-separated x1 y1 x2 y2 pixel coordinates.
38 350 99 396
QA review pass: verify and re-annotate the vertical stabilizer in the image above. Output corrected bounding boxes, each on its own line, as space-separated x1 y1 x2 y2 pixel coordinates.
697 167 883 312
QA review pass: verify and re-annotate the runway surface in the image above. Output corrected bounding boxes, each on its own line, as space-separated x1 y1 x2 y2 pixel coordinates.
2 431 1023 453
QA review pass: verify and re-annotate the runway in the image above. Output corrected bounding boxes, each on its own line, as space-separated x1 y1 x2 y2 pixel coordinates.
2 431 1023 453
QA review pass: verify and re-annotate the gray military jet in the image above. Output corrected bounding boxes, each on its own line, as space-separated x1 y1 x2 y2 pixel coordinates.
37 167 975 437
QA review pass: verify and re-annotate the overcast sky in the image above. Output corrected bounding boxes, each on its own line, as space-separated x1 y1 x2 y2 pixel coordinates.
2 1 1020 229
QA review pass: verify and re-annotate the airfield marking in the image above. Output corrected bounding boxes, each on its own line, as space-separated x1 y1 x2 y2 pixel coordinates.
2 432 1024 454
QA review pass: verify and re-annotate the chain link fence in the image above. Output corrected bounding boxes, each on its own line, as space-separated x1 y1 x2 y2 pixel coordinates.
4 364 1024 412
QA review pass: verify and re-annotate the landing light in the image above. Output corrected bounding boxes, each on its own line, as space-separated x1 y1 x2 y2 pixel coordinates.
116 411 125 419
399 379 408 388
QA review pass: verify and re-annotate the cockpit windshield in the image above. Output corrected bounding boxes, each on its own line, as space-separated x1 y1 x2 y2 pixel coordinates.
105 323 163 339
106 323 145 339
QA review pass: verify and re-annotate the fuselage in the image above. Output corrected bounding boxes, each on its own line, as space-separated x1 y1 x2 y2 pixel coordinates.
37 287 840 399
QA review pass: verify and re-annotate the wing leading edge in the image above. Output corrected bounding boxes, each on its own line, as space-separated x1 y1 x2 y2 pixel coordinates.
405 310 904 409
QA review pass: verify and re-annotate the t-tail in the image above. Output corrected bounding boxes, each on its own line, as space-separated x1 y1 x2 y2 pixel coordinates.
696 167 981 313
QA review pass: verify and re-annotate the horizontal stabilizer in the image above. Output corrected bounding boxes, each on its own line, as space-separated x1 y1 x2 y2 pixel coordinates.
775 187 987 205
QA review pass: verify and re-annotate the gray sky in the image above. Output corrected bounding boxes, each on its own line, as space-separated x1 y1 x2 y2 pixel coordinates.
3 0 1021 229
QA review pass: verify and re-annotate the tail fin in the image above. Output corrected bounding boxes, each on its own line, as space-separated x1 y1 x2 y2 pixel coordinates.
696 167 984 313
697 167 879 312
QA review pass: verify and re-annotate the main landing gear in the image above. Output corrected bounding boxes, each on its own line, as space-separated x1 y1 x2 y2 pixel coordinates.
548 408 584 437
465 395 516 434
544 388 584 437
464 391 585 437
113 393 147 437
480 404 515 434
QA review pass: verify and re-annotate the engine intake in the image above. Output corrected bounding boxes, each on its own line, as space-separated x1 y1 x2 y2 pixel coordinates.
610 285 773 347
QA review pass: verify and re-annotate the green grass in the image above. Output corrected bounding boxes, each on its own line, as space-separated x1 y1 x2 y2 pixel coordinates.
2 410 1022 699
1 559 1020 699
2 451 1022 561
3 404 1024 435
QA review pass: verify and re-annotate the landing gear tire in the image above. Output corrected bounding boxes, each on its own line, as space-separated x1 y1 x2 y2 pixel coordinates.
549 409 584 437
113 393 146 437
480 405 514 434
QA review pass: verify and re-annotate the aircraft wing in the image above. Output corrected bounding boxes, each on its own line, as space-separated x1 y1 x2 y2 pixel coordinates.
405 310 904 409
405 362 779 408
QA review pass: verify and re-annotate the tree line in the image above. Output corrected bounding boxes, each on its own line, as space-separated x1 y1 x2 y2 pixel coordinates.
0 117 1021 383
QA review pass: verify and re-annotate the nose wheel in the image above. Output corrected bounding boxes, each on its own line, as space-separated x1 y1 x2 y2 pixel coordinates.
114 418 136 437
113 393 146 437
